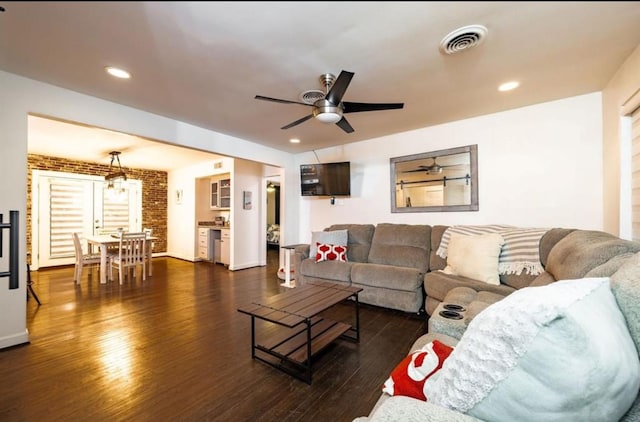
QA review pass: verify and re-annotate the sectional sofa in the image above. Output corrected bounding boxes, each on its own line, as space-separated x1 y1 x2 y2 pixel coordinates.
293 223 640 421
356 228 640 421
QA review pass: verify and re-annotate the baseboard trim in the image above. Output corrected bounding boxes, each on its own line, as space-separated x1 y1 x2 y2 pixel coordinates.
0 329 30 350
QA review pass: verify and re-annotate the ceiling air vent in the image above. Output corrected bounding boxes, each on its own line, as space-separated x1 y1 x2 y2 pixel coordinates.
439 24 488 55
299 89 325 105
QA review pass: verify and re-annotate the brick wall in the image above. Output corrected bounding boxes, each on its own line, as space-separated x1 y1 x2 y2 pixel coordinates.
27 154 167 257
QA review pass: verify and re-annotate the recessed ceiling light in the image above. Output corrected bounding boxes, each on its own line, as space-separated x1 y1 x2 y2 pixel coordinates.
105 66 131 79
289 138 300 144
498 81 519 92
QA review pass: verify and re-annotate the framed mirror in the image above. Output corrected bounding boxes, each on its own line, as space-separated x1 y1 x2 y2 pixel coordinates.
390 144 478 213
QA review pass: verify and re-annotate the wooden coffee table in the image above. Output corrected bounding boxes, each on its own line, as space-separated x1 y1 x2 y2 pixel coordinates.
237 280 363 384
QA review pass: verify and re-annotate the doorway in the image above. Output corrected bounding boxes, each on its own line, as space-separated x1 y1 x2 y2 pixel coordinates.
32 169 142 269
266 180 280 250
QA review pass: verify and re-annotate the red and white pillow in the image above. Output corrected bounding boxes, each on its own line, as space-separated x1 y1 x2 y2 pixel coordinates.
382 340 454 401
315 242 348 263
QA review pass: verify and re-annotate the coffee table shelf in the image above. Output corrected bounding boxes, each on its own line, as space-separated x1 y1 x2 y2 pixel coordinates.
257 316 352 364
238 280 362 384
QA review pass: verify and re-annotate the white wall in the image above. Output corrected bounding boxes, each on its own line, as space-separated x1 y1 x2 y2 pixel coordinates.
294 93 604 242
0 74 29 349
602 43 640 236
231 159 264 270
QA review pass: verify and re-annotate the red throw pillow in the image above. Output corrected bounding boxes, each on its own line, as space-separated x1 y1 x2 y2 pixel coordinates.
315 242 348 263
382 340 454 401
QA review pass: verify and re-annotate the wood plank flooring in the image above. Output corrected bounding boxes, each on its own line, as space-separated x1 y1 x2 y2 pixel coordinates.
0 251 426 422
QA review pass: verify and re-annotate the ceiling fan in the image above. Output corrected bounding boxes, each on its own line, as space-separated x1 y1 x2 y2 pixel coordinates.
254 70 404 133
403 158 465 175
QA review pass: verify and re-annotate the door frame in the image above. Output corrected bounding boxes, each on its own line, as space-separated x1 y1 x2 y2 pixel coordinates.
31 169 142 270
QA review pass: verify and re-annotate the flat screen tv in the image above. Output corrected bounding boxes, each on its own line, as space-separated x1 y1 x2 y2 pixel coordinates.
300 161 351 196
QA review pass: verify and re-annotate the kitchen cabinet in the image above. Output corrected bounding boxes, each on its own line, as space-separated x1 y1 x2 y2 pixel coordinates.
213 228 230 266
220 228 230 266
210 175 231 209
198 227 213 261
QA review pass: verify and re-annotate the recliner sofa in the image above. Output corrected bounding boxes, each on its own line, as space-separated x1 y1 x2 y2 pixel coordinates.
294 223 430 313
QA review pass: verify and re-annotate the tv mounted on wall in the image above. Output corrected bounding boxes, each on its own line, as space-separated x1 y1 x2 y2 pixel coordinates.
300 161 351 196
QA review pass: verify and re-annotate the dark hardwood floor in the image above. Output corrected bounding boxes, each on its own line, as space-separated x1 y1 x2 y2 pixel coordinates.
0 250 426 422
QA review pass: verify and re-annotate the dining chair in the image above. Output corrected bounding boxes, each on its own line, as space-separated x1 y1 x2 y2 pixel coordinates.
72 232 103 284
109 232 147 284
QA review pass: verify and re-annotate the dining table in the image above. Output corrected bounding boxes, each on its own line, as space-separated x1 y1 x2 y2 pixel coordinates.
85 234 157 284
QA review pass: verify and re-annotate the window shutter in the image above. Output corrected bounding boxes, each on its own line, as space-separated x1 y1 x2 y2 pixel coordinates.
631 106 640 241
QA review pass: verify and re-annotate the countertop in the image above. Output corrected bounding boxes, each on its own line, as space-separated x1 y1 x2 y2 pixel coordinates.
198 221 230 229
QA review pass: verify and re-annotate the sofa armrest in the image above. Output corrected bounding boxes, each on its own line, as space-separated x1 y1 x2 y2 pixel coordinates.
294 244 310 258
292 244 310 282
354 395 483 422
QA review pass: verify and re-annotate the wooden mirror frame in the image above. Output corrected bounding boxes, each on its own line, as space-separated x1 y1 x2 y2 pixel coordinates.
390 144 479 213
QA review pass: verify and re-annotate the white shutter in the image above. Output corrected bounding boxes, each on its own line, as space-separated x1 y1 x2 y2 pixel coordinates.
631 106 640 241
47 178 93 259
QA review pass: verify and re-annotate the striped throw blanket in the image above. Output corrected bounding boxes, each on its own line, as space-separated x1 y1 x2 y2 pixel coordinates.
436 225 549 276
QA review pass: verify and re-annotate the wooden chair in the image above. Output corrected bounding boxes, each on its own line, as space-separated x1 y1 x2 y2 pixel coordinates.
72 232 103 284
109 232 147 284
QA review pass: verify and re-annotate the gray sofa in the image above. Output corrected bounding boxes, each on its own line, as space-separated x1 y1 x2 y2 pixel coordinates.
355 228 640 421
294 223 431 313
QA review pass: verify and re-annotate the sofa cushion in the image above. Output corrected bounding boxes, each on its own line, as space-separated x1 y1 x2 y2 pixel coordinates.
382 340 454 401
430 225 449 271
367 223 431 273
538 228 575 267
310 229 347 259
423 271 515 304
610 252 640 422
545 230 640 280
443 233 504 285
327 224 375 263
425 277 640 422
299 258 353 283
352 263 423 292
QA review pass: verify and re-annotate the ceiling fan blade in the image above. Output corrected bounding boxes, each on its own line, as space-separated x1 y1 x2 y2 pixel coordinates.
402 169 428 173
281 114 313 130
342 102 404 113
336 117 354 133
255 95 311 107
325 70 354 105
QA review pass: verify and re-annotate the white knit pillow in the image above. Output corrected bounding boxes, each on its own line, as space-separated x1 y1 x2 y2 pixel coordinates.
443 233 505 285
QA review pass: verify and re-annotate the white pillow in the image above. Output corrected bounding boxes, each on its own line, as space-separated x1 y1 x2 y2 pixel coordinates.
443 233 504 285
309 229 348 259
425 277 640 422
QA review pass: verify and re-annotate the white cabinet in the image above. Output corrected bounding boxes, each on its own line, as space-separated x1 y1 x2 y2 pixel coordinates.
220 229 230 266
198 228 212 261
210 175 231 209
210 181 219 209
211 228 230 266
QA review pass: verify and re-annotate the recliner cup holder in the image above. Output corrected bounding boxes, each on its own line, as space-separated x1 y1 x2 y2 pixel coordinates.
443 303 466 312
439 310 463 320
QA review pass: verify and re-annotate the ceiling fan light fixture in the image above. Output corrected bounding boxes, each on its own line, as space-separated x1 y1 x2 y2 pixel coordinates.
313 99 343 123
315 112 342 124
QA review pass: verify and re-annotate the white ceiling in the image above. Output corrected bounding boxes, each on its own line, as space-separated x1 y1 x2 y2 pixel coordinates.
3 2 640 166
